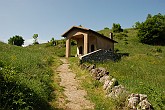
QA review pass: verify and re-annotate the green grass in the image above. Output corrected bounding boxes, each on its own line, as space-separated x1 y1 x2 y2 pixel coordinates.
0 42 61 110
97 28 165 109
1 27 164 109
69 57 127 110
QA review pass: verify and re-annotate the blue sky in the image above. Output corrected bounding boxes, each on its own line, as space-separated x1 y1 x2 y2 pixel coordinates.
0 0 164 46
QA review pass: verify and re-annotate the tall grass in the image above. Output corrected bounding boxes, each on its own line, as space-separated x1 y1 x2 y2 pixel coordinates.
0 42 61 110
96 28 165 109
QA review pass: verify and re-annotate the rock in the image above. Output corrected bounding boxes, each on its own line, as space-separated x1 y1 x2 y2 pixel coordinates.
99 75 110 83
127 93 140 109
90 68 102 80
139 94 147 101
86 65 90 69
90 68 98 78
106 78 118 94
138 99 153 110
132 93 140 98
107 85 126 99
97 67 109 77
90 68 96 74
90 68 99 75
87 64 96 71
91 67 109 80
103 80 110 90
128 97 140 109
127 93 153 110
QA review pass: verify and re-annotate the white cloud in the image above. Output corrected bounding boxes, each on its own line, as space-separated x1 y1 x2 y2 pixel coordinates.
23 39 33 47
23 39 48 47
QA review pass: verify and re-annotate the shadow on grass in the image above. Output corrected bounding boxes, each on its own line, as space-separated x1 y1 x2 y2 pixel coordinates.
0 74 63 110
114 52 129 61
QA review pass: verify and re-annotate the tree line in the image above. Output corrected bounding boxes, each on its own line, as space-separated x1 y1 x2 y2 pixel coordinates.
8 34 57 46
8 13 165 46
112 13 165 45
8 34 39 46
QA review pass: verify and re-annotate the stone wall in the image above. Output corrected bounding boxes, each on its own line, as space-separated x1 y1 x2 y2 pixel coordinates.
80 63 154 110
80 49 119 62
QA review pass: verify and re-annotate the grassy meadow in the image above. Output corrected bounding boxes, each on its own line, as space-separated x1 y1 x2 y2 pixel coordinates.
0 42 62 110
98 28 165 109
0 27 164 110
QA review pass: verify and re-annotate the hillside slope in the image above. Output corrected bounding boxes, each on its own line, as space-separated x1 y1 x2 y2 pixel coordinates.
0 42 61 110
97 28 165 109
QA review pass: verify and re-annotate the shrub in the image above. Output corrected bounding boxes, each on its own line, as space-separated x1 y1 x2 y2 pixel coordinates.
104 27 109 30
8 35 24 46
71 40 77 46
112 23 123 33
137 13 165 45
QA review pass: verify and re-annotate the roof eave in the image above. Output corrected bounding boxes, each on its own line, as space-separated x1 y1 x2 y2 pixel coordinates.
61 26 118 43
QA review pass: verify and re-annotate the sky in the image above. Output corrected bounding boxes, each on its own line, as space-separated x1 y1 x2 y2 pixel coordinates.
0 0 165 46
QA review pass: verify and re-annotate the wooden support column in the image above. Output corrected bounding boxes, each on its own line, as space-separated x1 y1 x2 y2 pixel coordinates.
84 33 88 54
66 38 71 58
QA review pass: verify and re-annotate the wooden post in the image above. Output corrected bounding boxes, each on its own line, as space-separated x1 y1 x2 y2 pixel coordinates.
84 33 88 54
66 38 71 57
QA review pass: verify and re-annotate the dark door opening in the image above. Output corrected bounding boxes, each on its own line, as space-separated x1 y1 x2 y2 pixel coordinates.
79 46 83 54
91 44 95 52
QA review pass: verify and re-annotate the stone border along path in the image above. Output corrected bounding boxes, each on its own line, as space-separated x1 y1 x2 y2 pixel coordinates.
80 64 154 110
56 58 94 110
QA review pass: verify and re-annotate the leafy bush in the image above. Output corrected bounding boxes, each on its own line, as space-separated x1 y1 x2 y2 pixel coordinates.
104 27 109 30
71 40 77 46
133 21 141 29
137 13 165 45
8 35 24 46
112 23 123 33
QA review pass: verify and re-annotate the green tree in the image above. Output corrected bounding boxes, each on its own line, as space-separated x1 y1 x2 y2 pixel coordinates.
133 21 141 29
104 27 109 30
112 23 123 33
50 37 56 46
33 34 39 44
146 14 152 19
137 13 165 45
71 40 77 46
8 35 24 46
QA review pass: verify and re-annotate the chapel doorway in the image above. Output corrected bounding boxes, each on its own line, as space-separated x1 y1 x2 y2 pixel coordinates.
79 46 83 54
91 44 95 52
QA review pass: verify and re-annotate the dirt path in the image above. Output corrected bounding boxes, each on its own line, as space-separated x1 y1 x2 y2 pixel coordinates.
56 58 94 110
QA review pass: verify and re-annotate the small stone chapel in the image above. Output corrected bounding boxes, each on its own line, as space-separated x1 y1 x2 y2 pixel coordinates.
62 26 117 58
